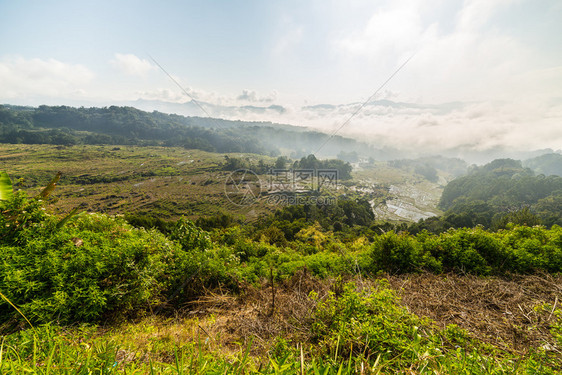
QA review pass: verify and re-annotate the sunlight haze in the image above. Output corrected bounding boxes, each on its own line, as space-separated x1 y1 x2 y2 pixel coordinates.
1 0 561 158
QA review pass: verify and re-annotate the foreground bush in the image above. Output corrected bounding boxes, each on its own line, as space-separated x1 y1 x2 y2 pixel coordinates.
368 226 562 275
0 190 218 325
311 281 437 364
0 212 186 324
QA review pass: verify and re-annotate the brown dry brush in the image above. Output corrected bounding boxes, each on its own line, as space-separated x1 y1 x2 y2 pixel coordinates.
187 269 331 354
184 270 561 359
387 272 561 355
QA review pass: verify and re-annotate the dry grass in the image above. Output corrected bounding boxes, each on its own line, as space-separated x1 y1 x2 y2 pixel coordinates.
387 272 562 354
186 269 331 354
164 271 561 357
57 271 560 368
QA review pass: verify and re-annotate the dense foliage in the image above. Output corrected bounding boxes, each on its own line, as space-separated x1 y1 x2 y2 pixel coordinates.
0 189 216 325
406 159 562 232
2 187 561 328
221 154 353 182
293 154 353 180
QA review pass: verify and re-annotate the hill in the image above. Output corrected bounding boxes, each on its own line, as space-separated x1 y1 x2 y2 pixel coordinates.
523 153 562 177
436 158 562 228
0 104 384 159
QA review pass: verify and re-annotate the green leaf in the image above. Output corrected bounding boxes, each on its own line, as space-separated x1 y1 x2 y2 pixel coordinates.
38 171 61 199
0 171 13 202
56 207 83 229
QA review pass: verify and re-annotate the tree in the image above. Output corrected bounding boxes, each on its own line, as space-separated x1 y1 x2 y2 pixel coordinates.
275 156 290 169
492 207 541 230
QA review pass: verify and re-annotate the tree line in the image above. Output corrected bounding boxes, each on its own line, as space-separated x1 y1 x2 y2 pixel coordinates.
0 104 382 159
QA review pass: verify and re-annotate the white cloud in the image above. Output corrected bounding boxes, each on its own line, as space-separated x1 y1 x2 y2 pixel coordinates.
457 0 515 32
306 99 562 155
0 56 94 100
111 53 154 77
330 0 548 104
135 88 186 102
336 4 423 62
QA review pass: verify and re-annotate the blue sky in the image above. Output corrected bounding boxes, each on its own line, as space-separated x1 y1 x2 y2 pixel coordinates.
1 0 561 155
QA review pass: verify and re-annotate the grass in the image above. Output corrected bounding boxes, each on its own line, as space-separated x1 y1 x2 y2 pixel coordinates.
1 275 560 374
0 144 447 225
0 144 280 221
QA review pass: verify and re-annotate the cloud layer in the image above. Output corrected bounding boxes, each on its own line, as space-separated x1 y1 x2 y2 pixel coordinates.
111 53 154 77
1 0 560 161
0 56 93 100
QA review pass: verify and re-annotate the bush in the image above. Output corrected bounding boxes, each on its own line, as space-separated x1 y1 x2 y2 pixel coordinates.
500 225 562 273
310 281 437 367
426 229 492 275
0 191 49 246
370 232 424 273
0 212 189 325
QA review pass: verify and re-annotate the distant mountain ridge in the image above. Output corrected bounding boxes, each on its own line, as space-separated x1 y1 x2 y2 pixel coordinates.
523 153 562 177
0 104 386 158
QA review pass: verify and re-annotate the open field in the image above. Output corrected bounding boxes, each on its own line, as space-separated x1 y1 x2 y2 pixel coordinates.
0 144 280 221
0 144 447 224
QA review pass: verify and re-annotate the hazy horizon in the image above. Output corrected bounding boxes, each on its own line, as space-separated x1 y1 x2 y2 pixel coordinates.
1 0 561 158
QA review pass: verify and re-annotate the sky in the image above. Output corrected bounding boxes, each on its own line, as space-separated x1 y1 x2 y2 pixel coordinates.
1 0 561 158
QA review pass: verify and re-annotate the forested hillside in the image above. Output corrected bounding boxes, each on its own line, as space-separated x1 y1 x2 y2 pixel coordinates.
0 104 381 158
409 159 562 232
523 153 562 177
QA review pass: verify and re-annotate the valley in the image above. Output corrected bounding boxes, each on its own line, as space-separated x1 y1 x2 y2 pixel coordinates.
0 143 448 224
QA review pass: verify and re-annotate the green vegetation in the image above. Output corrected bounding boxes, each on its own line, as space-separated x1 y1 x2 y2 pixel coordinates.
0 171 13 201
409 158 562 233
0 144 561 372
0 104 382 159
293 154 353 180
222 154 353 180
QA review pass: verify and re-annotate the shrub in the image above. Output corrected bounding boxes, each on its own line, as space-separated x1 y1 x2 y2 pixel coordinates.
0 210 201 325
500 225 562 273
430 229 492 275
310 281 437 367
370 231 424 273
0 191 49 246
169 217 212 252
